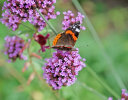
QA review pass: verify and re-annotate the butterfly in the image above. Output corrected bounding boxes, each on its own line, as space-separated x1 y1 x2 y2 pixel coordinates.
52 21 80 50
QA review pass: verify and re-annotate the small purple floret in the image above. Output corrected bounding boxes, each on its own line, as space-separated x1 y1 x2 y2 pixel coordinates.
62 10 85 31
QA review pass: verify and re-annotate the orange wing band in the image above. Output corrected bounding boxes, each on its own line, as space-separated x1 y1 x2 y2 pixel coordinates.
52 33 62 46
65 30 77 41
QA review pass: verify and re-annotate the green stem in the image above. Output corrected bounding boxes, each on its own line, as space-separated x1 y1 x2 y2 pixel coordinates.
72 0 126 89
48 37 52 56
86 66 120 99
77 81 108 100
36 8 57 35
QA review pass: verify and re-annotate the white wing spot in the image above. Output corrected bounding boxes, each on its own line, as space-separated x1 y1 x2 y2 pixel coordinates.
75 28 80 32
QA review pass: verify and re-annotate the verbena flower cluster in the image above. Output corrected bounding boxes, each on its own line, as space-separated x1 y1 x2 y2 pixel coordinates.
1 0 60 31
43 49 86 90
34 33 50 52
4 36 27 62
62 10 85 30
108 89 128 100
1 0 86 90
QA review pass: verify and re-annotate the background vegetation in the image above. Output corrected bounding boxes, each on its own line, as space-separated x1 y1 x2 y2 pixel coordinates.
0 0 128 100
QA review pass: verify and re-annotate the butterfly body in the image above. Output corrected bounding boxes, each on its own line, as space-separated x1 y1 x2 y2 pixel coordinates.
52 22 80 51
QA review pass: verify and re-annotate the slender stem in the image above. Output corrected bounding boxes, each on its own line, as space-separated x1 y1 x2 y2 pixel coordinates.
72 0 126 89
77 81 108 100
86 66 120 99
48 37 52 55
28 39 47 83
46 26 52 55
36 8 57 35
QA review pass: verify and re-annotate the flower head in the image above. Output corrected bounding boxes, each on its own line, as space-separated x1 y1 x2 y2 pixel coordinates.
43 49 86 90
4 36 27 62
62 10 85 30
1 0 60 32
121 89 128 100
34 33 50 52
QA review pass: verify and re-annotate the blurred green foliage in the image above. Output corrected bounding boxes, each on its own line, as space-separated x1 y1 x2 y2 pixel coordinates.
0 0 128 100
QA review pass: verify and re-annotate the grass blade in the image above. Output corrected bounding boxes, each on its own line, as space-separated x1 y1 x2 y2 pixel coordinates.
72 0 126 90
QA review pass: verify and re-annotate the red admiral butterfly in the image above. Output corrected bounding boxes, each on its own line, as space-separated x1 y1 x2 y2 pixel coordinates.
52 22 80 50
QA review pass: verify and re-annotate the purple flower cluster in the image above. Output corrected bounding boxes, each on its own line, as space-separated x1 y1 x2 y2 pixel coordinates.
43 49 86 90
62 10 85 30
1 0 60 31
4 36 27 62
108 89 128 100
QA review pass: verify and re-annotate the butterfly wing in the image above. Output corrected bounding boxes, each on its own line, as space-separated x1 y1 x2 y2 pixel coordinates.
52 32 75 50
52 21 81 50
